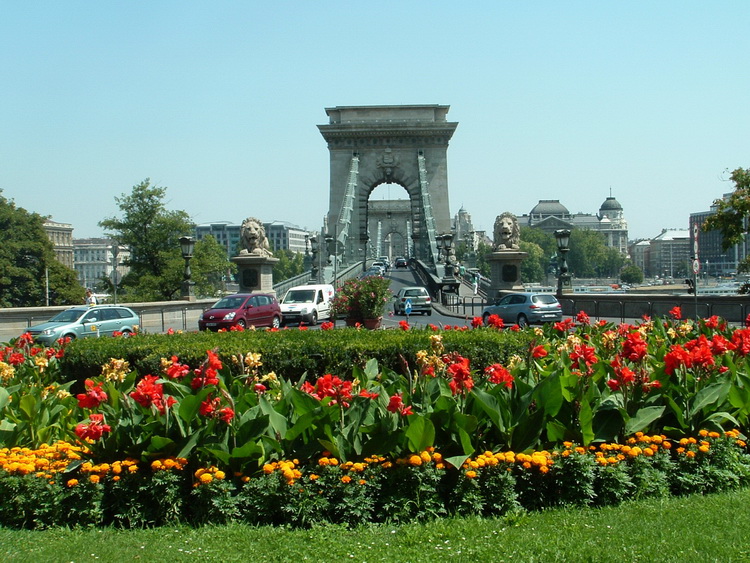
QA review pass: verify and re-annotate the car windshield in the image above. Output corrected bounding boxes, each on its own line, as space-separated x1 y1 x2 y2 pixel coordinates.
284 290 315 303
532 295 558 305
48 309 86 323
212 296 246 310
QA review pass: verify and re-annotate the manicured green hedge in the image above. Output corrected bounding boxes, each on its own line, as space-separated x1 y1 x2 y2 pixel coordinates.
60 328 534 385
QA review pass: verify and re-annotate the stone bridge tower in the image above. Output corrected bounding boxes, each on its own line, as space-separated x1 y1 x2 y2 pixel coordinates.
318 105 457 265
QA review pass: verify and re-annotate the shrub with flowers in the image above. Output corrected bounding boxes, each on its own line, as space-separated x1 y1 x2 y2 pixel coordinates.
330 276 392 321
1 311 750 528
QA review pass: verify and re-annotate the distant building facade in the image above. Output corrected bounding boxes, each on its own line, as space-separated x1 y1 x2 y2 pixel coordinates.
689 195 748 276
195 222 242 259
73 238 131 290
648 229 691 279
520 196 629 254
264 221 308 254
195 220 309 259
43 220 74 269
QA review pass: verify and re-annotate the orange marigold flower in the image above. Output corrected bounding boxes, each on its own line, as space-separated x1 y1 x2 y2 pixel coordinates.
341 475 352 484
66 479 78 487
409 455 422 467
686 450 696 458
699 429 709 437
699 445 709 453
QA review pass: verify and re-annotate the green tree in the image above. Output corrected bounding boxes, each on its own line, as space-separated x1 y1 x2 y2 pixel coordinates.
568 230 607 278
703 167 750 272
192 235 235 298
475 241 492 278
518 240 545 283
0 191 83 307
99 179 194 301
620 264 644 285
273 249 305 282
520 226 556 256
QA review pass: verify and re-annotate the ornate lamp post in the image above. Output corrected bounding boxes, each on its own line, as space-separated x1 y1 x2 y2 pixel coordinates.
179 236 196 301
554 229 572 297
310 236 319 282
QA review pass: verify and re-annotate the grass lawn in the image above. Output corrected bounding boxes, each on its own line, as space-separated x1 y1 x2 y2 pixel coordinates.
2 488 749 562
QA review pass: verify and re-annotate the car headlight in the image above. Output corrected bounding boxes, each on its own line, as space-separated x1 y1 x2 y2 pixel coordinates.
223 312 236 320
42 329 54 335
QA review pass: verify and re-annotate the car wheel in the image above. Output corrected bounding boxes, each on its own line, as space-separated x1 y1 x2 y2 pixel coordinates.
427 309 432 316
64 333 77 341
121 329 132 338
483 313 491 326
309 311 318 326
517 314 529 328
237 319 247 329
271 316 281 329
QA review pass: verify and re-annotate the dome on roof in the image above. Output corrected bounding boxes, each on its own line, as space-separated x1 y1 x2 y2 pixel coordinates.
530 200 570 216
600 197 623 211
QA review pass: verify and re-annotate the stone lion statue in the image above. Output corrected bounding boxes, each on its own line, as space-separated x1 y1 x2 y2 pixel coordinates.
493 212 521 251
239 217 273 257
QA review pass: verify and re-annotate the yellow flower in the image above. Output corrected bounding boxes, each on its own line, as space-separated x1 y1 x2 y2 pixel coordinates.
89 475 100 484
0 361 16 382
66 479 78 487
409 455 422 467
465 470 477 479
341 475 352 484
199 473 213 484
420 451 431 463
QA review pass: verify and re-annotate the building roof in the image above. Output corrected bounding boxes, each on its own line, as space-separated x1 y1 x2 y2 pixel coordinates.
599 196 623 211
529 200 570 216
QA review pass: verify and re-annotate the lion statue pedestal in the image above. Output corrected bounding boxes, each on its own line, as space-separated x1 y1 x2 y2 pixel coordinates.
488 212 527 298
232 217 279 294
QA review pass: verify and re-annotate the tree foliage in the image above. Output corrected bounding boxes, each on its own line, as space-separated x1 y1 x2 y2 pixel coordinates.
99 179 196 301
273 249 306 283
703 168 750 270
518 240 545 283
0 191 83 307
620 263 644 285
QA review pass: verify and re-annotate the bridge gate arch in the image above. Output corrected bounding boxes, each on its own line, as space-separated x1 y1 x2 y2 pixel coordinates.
318 105 458 267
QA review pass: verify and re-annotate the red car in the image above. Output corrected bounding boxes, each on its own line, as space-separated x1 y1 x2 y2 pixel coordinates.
199 293 282 331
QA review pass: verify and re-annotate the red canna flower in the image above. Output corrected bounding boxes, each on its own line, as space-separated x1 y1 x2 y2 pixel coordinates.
486 314 504 329
484 364 514 388
622 331 648 362
575 311 591 325
531 345 548 358
75 413 111 441
399 320 410 330
320 321 334 331
130 375 175 414
471 316 483 329
77 379 108 409
669 306 682 320
664 344 692 375
386 392 413 416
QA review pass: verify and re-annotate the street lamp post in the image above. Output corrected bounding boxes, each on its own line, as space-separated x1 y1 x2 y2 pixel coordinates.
179 236 196 301
111 242 120 305
554 229 572 297
310 236 319 283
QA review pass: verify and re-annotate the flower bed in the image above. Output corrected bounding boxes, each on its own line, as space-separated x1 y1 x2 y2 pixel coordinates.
1 307 749 527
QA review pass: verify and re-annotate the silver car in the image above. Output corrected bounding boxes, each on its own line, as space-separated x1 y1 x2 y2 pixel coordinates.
393 286 432 316
482 292 562 327
26 305 140 344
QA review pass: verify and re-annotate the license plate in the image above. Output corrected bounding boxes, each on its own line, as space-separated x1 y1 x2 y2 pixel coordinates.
206 323 217 327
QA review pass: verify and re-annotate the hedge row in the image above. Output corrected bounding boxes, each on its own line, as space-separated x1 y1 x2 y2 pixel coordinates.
59 327 534 386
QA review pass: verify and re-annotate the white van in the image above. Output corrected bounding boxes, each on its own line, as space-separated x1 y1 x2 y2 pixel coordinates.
280 284 335 326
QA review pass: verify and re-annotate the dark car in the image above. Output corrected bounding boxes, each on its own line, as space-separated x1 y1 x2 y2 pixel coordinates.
394 257 408 269
482 292 562 327
393 286 432 315
199 293 282 331
26 305 140 344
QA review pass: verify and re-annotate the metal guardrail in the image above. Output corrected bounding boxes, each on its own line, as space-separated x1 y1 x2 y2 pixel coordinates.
439 292 750 324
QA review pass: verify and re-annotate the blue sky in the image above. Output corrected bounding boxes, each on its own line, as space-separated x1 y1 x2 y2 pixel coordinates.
2 2 749 241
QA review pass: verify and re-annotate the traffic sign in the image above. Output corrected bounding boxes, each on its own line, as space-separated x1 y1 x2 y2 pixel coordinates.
692 259 700 274
404 298 413 316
